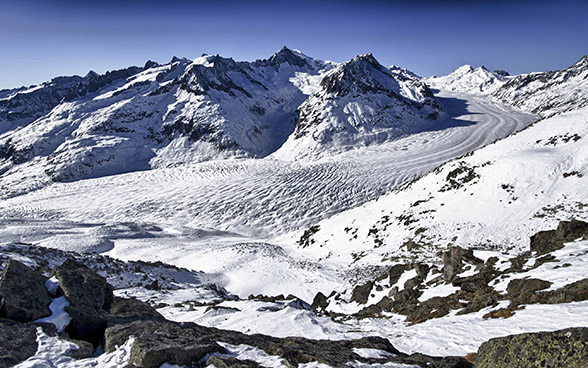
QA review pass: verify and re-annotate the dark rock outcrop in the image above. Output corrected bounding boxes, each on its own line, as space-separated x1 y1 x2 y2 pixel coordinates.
350 281 374 304
51 259 114 345
105 320 224 368
311 291 329 311
104 311 472 368
506 278 552 304
530 219 588 255
206 355 262 367
442 247 482 282
539 278 588 304
0 318 39 366
476 327 588 368
107 296 166 326
0 259 52 322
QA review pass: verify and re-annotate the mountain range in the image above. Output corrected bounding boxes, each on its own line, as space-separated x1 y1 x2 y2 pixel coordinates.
0 48 587 367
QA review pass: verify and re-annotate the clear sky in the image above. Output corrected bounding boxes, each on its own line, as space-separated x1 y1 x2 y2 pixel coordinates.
1 0 586 90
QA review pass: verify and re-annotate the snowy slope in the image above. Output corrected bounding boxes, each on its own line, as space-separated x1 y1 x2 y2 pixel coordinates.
0 91 535 236
275 54 442 159
292 106 588 267
0 89 536 301
425 65 509 95
493 55 588 117
0 67 144 135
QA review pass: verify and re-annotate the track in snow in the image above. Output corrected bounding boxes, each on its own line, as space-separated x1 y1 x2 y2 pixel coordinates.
0 91 536 240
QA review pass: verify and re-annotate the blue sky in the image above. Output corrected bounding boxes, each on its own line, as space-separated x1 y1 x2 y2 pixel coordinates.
1 0 586 89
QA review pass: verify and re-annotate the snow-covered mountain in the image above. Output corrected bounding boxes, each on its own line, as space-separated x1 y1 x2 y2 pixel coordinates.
1 49 587 368
276 54 442 159
493 55 588 117
0 48 446 192
425 64 509 95
0 66 144 135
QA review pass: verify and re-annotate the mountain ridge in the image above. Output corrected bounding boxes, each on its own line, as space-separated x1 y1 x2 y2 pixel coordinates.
0 48 443 191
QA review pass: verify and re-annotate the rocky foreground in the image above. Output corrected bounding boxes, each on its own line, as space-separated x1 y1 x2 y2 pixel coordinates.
0 258 472 368
314 220 588 326
0 221 587 368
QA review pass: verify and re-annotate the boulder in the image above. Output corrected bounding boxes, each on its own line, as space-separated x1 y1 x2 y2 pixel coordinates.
407 294 463 324
107 296 166 325
311 291 329 311
443 247 482 282
206 355 261 367
539 278 588 304
506 278 552 303
414 263 431 280
530 219 588 255
67 339 95 359
388 264 410 285
104 320 224 368
350 281 374 304
476 327 588 368
51 259 114 344
0 318 39 366
0 259 52 322
457 287 500 315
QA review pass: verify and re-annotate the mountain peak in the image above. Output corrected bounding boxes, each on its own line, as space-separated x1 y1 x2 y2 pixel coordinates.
84 70 99 79
268 46 311 68
320 53 391 95
350 53 380 67
454 64 474 74
573 54 588 69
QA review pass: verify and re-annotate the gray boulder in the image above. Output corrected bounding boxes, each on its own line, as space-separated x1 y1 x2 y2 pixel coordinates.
539 278 588 304
350 281 374 304
476 327 588 367
530 219 588 255
0 259 52 322
107 296 166 326
0 318 39 366
507 278 552 304
51 259 113 344
104 320 224 368
443 247 482 282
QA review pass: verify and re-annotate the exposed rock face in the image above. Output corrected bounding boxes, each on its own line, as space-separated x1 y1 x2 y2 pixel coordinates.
105 320 224 368
322 220 588 326
107 296 166 326
311 291 329 311
206 355 262 368
506 278 552 303
476 327 588 368
0 259 52 322
51 259 114 345
0 318 39 367
539 278 588 304
530 219 588 255
350 281 374 304
442 247 482 282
